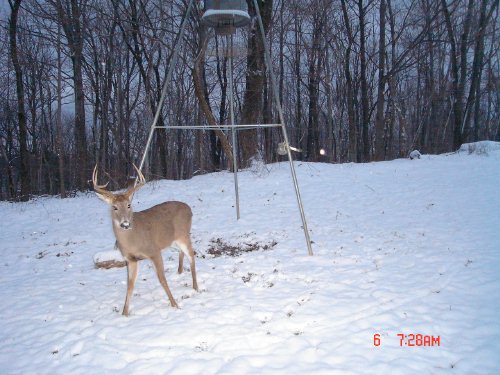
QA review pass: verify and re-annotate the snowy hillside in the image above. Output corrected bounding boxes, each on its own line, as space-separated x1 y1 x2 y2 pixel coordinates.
1 143 499 374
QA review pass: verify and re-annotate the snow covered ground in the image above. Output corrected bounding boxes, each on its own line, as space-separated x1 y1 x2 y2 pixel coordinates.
1 143 499 374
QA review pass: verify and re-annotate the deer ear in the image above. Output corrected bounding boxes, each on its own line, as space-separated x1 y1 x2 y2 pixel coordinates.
95 191 114 204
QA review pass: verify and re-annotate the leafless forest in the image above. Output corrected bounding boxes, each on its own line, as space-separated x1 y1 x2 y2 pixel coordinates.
1 0 498 200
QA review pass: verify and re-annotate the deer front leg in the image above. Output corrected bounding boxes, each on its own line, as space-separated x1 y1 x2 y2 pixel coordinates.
151 255 178 308
123 259 138 316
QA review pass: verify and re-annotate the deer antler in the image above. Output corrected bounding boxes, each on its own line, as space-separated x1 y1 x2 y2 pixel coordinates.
134 164 145 186
125 164 146 197
92 165 112 197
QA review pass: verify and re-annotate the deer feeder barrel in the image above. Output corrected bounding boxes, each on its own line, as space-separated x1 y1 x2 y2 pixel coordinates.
202 0 251 29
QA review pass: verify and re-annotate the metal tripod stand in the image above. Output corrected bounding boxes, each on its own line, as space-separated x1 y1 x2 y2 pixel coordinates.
136 0 313 256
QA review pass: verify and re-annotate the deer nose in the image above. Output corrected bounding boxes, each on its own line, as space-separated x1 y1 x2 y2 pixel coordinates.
120 221 131 230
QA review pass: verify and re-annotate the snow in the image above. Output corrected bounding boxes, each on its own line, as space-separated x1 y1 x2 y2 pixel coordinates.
93 250 125 264
458 140 500 155
202 9 250 27
1 143 499 374
202 9 251 20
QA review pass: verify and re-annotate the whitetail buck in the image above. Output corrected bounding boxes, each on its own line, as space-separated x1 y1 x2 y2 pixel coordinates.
93 165 198 316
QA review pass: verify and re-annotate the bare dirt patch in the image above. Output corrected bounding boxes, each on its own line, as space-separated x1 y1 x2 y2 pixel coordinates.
204 238 277 258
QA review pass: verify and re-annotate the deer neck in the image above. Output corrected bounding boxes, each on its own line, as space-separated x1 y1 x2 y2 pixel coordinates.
112 214 141 250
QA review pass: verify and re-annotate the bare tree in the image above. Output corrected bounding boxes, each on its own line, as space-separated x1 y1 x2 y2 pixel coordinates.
358 0 372 162
192 26 234 169
441 0 474 150
305 1 328 162
47 0 89 190
239 0 273 167
8 0 31 200
464 0 498 141
340 0 359 162
374 0 387 161
0 0 498 200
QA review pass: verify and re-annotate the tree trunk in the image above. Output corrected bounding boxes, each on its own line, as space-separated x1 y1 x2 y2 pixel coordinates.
374 0 387 161
55 0 88 190
0 139 15 199
56 21 66 197
325 47 336 162
464 0 498 141
306 7 326 162
263 77 273 163
441 0 474 150
240 0 273 168
294 16 303 160
9 0 31 200
340 0 357 162
73 50 88 189
358 0 371 162
192 30 233 169
386 0 397 158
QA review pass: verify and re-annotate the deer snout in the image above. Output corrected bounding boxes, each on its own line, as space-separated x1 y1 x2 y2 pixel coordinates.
120 221 131 230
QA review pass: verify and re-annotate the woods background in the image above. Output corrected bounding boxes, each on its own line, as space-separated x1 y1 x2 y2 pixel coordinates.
1 0 498 200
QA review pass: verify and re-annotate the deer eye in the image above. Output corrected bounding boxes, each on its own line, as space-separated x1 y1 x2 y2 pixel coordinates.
113 206 118 211
127 204 131 209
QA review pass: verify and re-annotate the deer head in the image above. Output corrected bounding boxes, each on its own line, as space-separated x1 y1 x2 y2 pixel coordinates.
92 164 145 230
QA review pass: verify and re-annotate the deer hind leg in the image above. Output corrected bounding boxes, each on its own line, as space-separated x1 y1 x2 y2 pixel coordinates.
123 259 138 316
175 239 198 292
178 251 184 274
150 255 178 308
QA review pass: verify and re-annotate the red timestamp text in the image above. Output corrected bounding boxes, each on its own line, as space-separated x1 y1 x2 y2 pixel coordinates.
373 333 441 347
398 333 440 347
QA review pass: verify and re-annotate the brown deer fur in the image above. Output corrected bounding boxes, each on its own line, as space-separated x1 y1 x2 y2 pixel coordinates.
93 165 198 316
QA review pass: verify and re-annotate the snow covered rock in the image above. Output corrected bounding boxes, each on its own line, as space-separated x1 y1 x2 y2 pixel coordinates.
93 250 126 269
409 150 421 159
459 141 500 155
